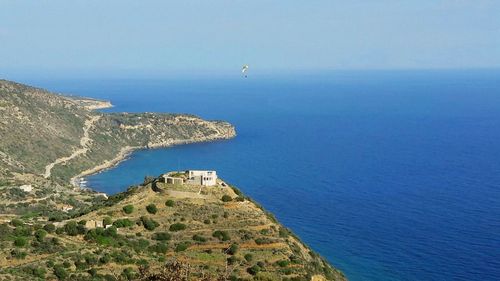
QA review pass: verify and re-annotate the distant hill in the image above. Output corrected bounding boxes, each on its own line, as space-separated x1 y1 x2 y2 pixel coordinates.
0 79 235 182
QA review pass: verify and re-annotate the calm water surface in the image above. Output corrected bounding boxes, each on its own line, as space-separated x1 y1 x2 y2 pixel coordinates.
30 70 500 281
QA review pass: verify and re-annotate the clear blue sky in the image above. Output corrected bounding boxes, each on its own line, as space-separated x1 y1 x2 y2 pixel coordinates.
1 1 499 78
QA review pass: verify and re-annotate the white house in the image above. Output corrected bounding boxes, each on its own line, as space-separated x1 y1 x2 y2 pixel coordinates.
186 170 217 186
18 184 32 192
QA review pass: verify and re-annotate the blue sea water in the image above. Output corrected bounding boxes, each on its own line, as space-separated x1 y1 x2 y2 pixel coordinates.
31 70 500 281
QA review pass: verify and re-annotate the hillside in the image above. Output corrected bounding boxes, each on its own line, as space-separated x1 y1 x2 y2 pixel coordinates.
0 79 346 280
0 174 346 281
0 79 235 183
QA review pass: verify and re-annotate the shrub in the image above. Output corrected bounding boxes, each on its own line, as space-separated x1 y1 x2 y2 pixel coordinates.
247 265 261 275
192 234 207 242
10 219 24 227
140 217 159 231
227 256 238 265
11 249 27 259
103 217 113 227
169 223 186 232
53 265 68 280
122 267 136 280
221 195 232 202
43 223 56 233
149 242 168 254
254 237 273 245
64 221 79 236
123 205 134 214
113 219 134 228
276 260 290 267
203 219 211 224
175 242 190 252
279 227 291 238
34 229 47 242
165 200 175 207
244 253 253 262
227 243 239 255
14 237 27 247
153 232 171 241
146 204 157 214
212 230 231 241
235 196 245 202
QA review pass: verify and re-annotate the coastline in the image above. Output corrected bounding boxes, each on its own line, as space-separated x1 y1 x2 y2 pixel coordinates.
70 136 236 190
70 145 138 189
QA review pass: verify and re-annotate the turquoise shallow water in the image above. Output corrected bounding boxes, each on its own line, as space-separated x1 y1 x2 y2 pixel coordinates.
30 70 500 281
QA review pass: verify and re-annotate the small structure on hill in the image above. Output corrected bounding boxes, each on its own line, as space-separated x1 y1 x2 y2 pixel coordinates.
187 170 217 186
85 220 103 229
18 184 32 192
160 170 218 187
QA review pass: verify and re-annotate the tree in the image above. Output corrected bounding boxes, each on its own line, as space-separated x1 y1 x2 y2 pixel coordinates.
123 205 134 214
146 204 157 214
221 195 232 202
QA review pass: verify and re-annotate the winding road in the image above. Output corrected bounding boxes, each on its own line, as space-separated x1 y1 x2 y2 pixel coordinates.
43 115 100 178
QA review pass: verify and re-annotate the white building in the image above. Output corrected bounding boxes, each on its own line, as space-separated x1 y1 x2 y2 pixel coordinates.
18 184 32 192
187 170 217 186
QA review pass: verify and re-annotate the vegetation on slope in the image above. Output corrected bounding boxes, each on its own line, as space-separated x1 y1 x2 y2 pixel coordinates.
0 175 345 281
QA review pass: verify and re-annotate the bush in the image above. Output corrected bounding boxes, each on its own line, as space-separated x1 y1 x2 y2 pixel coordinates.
276 260 290 267
123 205 134 214
113 219 134 228
10 219 24 227
140 217 159 231
221 195 232 202
203 219 211 224
175 242 190 252
146 204 158 214
244 253 253 262
153 232 171 241
64 221 79 236
165 200 175 207
103 217 113 227
212 230 231 241
254 237 273 245
169 223 186 232
247 265 261 275
14 237 27 247
192 234 207 242
34 229 47 242
53 265 68 280
43 223 56 233
235 196 245 202
122 267 136 280
11 249 27 259
227 243 239 255
149 242 168 254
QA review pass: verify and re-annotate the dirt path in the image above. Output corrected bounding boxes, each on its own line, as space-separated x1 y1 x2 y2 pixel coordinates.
43 115 100 178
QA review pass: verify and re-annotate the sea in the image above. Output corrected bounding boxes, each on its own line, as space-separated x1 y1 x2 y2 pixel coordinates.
28 70 500 281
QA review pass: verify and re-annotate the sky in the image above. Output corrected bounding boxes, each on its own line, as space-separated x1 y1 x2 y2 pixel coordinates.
1 1 500 78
